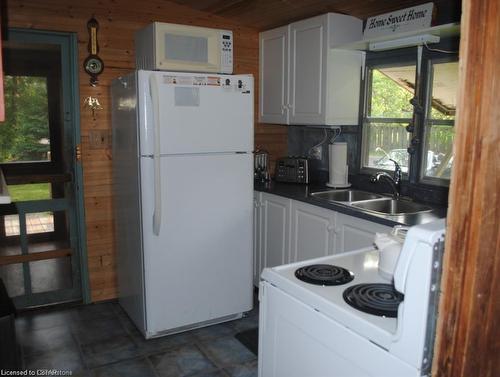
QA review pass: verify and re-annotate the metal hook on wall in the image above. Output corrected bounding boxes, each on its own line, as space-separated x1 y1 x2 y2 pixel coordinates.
84 96 103 120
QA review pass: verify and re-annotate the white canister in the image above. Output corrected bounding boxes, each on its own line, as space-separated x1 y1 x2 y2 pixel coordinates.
375 226 409 280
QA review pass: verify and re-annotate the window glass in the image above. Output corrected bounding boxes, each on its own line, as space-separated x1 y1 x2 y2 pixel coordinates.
0 76 50 163
423 61 458 180
363 64 415 171
364 123 410 172
369 66 416 118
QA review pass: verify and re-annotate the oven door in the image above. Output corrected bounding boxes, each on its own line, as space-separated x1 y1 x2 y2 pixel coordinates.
258 282 420 377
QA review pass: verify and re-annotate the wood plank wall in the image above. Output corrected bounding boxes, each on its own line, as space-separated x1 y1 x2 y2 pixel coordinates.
5 0 287 301
432 0 500 375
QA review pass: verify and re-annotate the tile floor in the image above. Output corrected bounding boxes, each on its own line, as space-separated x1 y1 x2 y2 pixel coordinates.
15 300 259 377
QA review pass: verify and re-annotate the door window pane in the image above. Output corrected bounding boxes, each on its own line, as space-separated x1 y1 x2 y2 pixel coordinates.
0 76 51 163
0 263 25 297
7 183 52 202
30 257 73 294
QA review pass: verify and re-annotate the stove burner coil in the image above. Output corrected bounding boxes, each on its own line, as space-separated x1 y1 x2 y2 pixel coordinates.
343 283 404 318
295 264 354 286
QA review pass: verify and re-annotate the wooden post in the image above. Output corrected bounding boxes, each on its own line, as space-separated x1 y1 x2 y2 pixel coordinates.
433 0 500 376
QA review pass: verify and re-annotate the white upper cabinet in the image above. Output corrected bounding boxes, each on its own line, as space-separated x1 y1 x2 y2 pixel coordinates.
259 13 363 126
289 15 327 124
259 26 289 124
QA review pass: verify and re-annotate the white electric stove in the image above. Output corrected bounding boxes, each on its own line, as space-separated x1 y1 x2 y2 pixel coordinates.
258 219 445 377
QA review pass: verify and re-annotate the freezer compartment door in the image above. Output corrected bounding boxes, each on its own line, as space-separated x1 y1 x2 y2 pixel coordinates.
138 70 254 155
140 153 253 335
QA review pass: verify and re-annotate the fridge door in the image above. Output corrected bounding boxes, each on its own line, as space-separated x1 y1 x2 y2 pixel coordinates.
138 70 254 156
140 152 253 336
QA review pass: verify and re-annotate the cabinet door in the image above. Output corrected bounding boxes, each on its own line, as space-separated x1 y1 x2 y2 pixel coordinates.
253 192 262 287
259 26 289 124
289 15 327 125
290 201 335 263
335 213 391 254
262 193 291 269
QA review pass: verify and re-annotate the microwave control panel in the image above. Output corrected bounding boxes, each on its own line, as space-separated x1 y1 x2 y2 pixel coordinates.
220 31 233 74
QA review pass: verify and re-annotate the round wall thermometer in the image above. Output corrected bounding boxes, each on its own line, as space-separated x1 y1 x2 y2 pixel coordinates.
84 55 104 76
84 17 103 86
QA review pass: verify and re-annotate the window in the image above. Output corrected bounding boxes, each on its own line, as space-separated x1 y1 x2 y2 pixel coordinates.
361 45 459 186
422 61 458 182
0 76 51 163
362 64 415 173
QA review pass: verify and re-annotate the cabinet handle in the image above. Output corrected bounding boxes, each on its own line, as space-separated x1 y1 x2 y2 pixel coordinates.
327 225 334 232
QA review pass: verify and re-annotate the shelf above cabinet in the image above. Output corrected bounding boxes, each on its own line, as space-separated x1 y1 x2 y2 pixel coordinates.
333 22 460 51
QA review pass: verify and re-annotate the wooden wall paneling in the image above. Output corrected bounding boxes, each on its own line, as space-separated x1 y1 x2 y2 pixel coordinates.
170 0 462 30
432 0 500 376
6 0 287 302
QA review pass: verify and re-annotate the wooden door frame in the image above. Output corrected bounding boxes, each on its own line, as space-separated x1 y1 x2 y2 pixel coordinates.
1 29 91 304
433 0 499 376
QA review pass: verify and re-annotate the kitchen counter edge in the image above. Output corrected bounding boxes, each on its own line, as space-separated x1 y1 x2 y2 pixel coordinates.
254 181 447 227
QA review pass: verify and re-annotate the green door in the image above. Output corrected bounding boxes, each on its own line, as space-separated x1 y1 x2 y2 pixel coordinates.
0 29 89 308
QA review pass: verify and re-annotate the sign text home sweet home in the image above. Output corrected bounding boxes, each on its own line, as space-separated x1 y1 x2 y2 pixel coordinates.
363 2 434 39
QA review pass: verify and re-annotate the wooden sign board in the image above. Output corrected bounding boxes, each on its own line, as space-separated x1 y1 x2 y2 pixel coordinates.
363 2 434 39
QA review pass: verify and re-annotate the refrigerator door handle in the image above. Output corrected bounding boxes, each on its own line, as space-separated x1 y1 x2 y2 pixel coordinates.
149 74 162 236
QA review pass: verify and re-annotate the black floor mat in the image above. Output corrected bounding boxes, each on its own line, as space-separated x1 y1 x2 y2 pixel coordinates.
234 328 258 355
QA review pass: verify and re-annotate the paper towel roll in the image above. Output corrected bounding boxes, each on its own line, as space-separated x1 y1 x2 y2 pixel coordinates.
327 142 350 188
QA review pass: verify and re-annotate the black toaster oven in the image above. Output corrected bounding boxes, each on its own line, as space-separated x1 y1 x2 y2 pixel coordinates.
274 157 309 184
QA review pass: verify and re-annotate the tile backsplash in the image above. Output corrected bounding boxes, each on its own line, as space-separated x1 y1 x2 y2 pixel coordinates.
287 126 359 183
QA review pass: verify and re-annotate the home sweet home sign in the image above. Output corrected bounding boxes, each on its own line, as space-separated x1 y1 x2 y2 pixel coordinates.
363 2 435 39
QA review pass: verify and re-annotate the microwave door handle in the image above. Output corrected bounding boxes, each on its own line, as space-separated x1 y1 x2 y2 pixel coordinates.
149 74 161 236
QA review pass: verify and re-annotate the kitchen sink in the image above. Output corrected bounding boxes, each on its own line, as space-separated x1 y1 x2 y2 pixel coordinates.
351 199 433 215
310 190 384 203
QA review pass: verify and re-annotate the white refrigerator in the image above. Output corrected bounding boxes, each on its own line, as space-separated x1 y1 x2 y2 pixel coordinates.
111 70 254 339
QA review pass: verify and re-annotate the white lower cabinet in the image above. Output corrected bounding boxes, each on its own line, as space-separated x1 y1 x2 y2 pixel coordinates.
253 191 392 286
253 192 263 286
290 201 335 263
260 192 291 275
335 212 391 253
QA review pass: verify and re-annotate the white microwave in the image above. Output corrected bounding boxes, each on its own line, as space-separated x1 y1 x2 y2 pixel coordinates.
135 22 233 74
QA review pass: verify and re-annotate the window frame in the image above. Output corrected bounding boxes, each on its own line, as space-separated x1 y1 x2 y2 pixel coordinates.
359 40 459 188
0 44 64 176
419 56 459 186
360 48 417 177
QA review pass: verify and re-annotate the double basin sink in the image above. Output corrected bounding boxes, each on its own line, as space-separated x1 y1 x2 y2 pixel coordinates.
310 189 432 216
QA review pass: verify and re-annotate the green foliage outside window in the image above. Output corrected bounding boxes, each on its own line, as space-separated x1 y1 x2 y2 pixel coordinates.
370 69 414 118
0 76 50 163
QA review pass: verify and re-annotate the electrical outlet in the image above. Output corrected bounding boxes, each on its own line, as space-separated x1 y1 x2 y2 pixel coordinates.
310 146 322 160
89 129 111 149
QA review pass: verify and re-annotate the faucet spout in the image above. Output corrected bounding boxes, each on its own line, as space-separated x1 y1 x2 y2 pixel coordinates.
370 158 403 198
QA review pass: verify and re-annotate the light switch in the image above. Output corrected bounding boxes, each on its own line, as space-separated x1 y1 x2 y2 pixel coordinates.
89 129 111 149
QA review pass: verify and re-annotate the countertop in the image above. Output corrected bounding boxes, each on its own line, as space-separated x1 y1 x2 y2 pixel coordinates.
254 180 447 227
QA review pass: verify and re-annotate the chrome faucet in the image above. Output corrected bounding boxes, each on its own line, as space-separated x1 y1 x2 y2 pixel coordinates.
370 159 402 198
